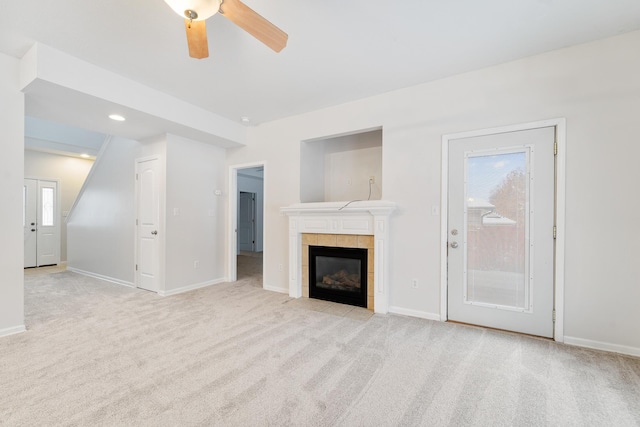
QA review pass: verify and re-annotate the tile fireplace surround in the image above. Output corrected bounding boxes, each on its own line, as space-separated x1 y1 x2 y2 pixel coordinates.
281 201 397 313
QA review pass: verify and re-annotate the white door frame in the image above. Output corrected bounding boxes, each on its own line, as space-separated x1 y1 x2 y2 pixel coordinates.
228 161 266 282
440 118 566 342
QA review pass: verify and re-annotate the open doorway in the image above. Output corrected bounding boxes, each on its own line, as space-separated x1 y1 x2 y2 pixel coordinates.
24 117 102 270
229 164 265 287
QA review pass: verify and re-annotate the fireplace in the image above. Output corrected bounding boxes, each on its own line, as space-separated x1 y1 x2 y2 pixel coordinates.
281 200 396 313
309 245 367 307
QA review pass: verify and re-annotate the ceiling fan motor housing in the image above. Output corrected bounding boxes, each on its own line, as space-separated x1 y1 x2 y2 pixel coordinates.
164 0 222 21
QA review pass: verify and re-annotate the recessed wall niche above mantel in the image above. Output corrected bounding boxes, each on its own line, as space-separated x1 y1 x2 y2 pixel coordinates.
300 128 382 203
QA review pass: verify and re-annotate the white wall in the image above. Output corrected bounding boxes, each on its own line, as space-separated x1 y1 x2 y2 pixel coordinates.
67 133 226 293
67 137 139 285
300 130 382 202
165 134 226 292
24 150 94 262
227 30 640 354
300 140 325 202
324 131 382 202
238 172 264 252
0 53 25 335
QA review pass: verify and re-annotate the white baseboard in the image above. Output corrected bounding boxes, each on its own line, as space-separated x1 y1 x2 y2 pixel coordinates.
564 336 640 358
263 284 288 294
67 267 134 288
159 278 225 297
0 325 26 338
388 306 441 321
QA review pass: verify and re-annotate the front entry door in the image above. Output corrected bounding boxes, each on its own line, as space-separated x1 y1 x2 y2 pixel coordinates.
24 178 60 268
136 158 161 292
447 126 555 337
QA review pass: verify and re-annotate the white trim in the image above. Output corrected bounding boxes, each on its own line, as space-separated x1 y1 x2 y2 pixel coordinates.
554 119 567 343
263 284 288 294
440 135 449 322
67 267 135 288
564 336 640 358
440 118 566 341
389 306 441 321
158 278 226 297
228 161 267 283
0 325 26 338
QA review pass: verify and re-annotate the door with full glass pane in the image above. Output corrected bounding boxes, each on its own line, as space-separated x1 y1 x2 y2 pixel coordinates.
447 127 555 337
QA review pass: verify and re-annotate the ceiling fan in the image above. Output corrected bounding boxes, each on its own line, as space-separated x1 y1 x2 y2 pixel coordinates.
163 0 288 59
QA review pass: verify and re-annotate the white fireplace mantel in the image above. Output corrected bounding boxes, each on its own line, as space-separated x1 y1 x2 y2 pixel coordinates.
281 200 397 313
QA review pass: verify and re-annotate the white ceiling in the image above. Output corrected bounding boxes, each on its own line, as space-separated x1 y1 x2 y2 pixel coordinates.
2 0 640 135
24 116 106 159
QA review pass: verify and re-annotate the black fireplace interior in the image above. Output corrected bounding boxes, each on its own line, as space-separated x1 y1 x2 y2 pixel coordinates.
309 245 367 307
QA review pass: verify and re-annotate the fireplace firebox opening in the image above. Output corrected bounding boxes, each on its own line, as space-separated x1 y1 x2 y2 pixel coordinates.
309 245 367 307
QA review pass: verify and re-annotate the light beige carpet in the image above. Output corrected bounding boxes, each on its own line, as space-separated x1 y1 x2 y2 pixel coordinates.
1 267 639 426
237 253 263 287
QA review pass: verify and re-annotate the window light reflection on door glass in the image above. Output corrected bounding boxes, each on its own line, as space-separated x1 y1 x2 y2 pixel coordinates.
42 187 54 226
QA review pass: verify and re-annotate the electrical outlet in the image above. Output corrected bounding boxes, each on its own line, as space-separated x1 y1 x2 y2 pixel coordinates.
194 260 199 269
278 263 283 272
369 175 375 184
411 279 418 289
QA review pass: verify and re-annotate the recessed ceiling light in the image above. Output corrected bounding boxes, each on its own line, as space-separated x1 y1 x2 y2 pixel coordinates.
80 153 90 158
241 116 250 123
109 114 126 121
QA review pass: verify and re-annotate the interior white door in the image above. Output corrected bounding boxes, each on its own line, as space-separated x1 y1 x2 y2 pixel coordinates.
36 180 60 266
24 179 37 268
238 191 255 252
136 158 161 292
447 126 555 337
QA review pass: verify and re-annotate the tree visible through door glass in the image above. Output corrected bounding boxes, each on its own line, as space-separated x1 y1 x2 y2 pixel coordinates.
465 150 529 310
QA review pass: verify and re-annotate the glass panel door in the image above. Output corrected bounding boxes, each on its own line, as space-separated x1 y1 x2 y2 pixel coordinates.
447 126 556 338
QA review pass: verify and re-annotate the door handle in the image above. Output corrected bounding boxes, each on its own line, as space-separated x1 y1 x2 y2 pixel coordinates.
151 230 158 235
450 242 459 249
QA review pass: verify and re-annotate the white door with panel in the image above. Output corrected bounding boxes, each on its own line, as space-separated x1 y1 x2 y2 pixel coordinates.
238 191 256 252
24 178 60 268
136 158 161 292
447 127 555 337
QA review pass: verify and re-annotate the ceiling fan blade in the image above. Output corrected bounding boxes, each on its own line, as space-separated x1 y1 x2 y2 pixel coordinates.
220 0 288 52
184 18 209 59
